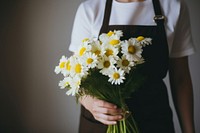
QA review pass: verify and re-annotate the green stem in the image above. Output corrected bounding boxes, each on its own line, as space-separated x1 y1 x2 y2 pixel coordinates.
116 123 118 132
120 121 123 132
123 119 126 133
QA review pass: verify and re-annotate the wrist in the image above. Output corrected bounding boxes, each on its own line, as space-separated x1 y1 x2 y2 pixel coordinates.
79 95 88 107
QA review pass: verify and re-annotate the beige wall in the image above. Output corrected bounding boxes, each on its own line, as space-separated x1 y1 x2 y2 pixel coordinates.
0 0 199 133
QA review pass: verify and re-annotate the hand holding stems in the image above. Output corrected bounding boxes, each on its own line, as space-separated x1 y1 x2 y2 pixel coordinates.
79 95 123 125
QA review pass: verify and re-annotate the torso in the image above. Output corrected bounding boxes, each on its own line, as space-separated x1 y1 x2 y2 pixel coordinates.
79 0 175 132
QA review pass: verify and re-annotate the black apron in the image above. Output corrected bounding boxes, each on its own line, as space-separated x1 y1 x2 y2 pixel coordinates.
79 0 175 132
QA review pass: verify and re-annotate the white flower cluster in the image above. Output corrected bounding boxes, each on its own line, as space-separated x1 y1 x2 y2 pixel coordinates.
54 30 152 96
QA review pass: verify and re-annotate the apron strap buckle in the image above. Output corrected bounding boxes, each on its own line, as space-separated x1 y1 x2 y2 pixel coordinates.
153 15 165 23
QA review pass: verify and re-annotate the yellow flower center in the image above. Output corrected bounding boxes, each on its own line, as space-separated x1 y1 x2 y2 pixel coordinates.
122 59 129 67
66 61 71 71
136 36 144 41
107 31 114 37
59 62 66 68
87 58 93 64
82 38 89 42
113 73 120 79
104 61 110 68
94 50 101 56
109 39 120 46
79 47 86 56
64 82 69 87
105 49 113 56
128 45 136 54
75 64 82 73
100 41 102 45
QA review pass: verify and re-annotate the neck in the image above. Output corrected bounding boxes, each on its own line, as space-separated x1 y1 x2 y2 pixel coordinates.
116 0 145 2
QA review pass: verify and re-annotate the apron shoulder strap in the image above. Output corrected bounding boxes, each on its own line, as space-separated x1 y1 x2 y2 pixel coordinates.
152 0 165 25
101 0 113 31
152 0 169 53
100 0 166 32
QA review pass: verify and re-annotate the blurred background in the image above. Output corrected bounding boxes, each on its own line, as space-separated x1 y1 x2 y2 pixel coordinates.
0 0 199 133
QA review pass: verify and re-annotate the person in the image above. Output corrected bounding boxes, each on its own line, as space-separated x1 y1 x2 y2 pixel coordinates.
69 0 195 132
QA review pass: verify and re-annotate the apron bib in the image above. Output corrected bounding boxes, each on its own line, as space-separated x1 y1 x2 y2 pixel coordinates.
79 0 175 132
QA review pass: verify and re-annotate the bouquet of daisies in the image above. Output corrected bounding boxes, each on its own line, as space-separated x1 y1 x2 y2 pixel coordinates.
54 30 152 133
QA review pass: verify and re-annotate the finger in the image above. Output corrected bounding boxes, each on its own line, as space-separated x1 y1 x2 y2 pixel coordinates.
95 113 122 122
93 106 122 115
94 99 117 109
97 118 117 125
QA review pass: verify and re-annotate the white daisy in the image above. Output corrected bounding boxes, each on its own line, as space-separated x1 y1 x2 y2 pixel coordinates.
121 38 143 62
97 56 116 76
66 76 81 96
135 57 145 65
106 30 123 38
108 39 121 47
107 31 115 37
99 30 122 47
54 55 67 74
103 44 119 60
76 40 92 57
90 40 105 57
81 52 98 69
82 38 90 43
136 36 152 47
61 55 77 76
58 77 72 89
70 57 88 78
113 30 123 38
117 55 135 73
108 67 125 85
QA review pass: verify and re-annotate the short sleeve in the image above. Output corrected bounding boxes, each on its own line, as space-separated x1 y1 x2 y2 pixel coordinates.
170 0 195 58
68 3 93 52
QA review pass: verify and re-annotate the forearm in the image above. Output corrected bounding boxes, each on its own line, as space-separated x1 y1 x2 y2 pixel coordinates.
170 76 194 133
169 57 195 133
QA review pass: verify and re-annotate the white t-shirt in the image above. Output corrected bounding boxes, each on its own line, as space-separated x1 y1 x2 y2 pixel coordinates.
69 0 195 58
